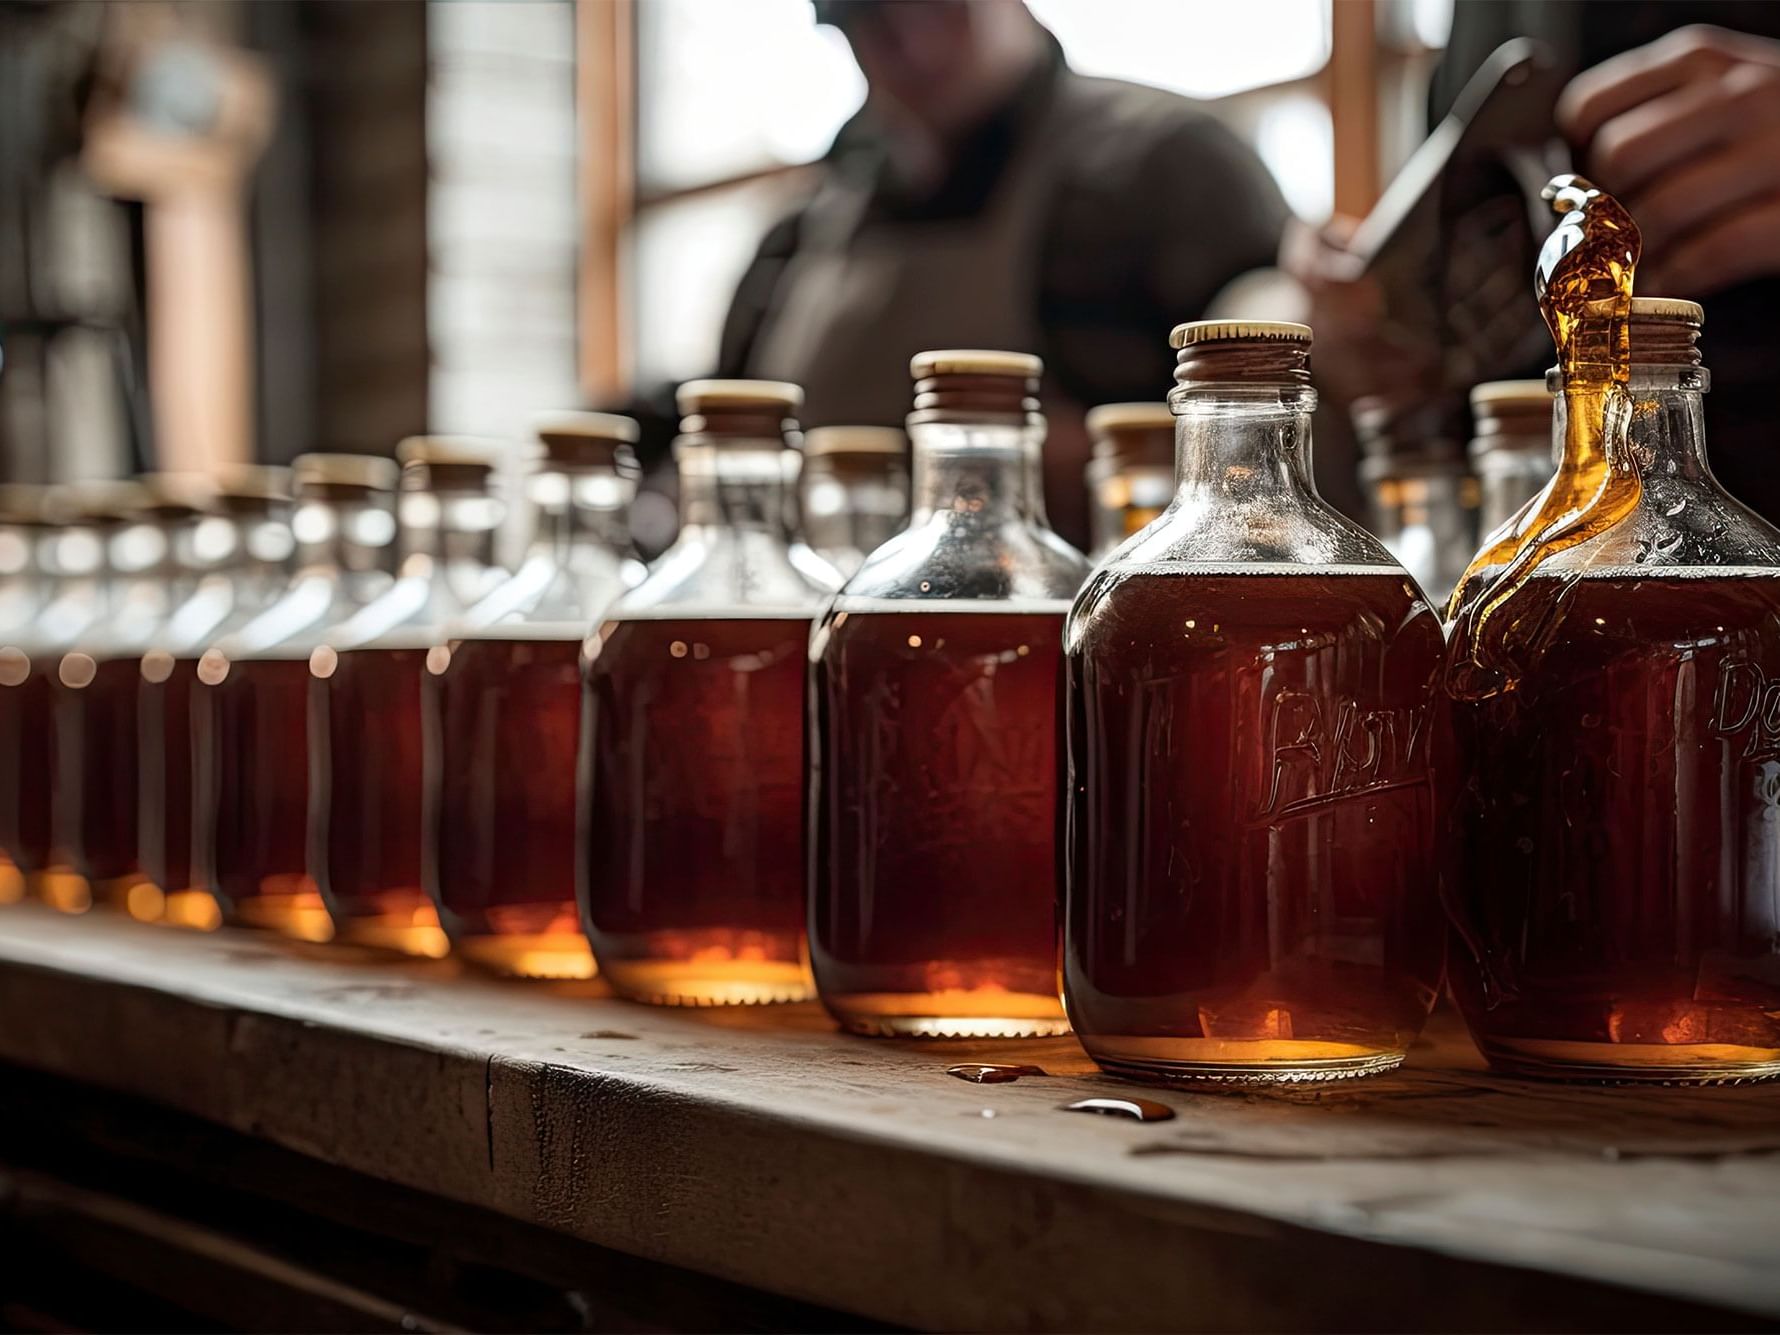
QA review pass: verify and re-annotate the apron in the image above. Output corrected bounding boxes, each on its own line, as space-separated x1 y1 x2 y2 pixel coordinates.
746 82 1096 545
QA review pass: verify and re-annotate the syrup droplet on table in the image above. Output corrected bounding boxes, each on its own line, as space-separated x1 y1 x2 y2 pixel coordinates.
946 1063 1048 1084
1063 1096 1176 1123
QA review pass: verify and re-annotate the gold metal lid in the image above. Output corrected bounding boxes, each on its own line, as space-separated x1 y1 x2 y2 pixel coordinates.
0 484 50 526
532 411 641 446
55 479 153 525
908 349 1041 380
676 379 803 416
215 464 293 505
136 472 215 517
291 452 401 494
1086 403 1174 436
395 436 503 469
1469 380 1553 412
1170 320 1312 348
803 426 907 457
1629 296 1704 325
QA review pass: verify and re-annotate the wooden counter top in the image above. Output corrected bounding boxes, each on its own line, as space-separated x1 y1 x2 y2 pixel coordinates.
0 904 1775 1331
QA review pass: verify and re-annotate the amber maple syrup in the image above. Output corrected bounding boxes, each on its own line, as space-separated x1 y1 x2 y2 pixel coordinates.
578 379 835 1006
1445 183 1780 1080
582 612 815 1003
1064 322 1446 1083
808 348 1087 1037
0 648 54 893
427 412 639 979
811 604 1072 1035
310 440 503 957
193 454 400 937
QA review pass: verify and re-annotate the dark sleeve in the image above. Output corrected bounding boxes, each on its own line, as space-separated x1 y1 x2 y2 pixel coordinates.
1039 104 1290 409
715 206 805 378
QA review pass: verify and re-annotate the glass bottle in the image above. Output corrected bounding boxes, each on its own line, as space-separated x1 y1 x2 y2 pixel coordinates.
1445 299 1780 1083
53 476 210 917
1084 402 1175 559
798 426 909 577
0 485 52 905
1355 399 1476 608
309 438 505 957
193 454 400 939
1063 320 1446 1084
580 379 835 1005
1467 380 1555 538
810 350 1090 1037
3 483 138 912
426 413 640 979
140 467 294 931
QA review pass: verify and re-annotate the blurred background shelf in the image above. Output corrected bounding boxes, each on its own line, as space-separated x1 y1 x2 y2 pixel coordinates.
0 905 1775 1332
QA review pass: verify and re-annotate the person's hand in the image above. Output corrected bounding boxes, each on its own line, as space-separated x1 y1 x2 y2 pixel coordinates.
1559 25 1780 296
1278 216 1439 411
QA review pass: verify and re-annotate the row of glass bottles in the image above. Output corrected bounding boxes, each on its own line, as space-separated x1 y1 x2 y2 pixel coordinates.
4 227 1774 1088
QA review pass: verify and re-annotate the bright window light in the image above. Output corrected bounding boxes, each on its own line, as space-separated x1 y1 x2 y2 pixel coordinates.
1027 0 1331 99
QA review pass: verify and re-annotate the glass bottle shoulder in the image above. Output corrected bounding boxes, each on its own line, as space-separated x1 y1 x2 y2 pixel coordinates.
836 510 1089 609
606 528 836 622
452 549 642 642
210 567 393 662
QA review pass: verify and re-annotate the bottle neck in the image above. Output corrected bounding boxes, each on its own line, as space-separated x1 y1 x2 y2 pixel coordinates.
528 468 632 563
1170 384 1319 503
1616 372 1712 481
677 443 792 538
294 495 397 577
908 421 1047 526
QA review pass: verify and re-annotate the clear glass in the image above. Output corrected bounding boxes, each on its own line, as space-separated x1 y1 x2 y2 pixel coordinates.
51 509 206 916
580 437 836 1005
192 489 398 941
309 483 505 957
1362 462 1477 609
1445 365 1780 1083
1063 383 1446 1083
801 455 910 579
140 505 295 930
1472 441 1556 537
810 418 1089 1036
0 512 109 906
427 463 640 979
1087 457 1175 560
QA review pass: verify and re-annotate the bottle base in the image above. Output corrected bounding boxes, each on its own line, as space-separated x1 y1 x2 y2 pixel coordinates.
87 873 162 922
1081 1036 1408 1085
599 956 814 1007
161 888 224 932
456 930 596 980
1477 1035 1780 1085
824 990 1071 1039
234 886 335 942
331 912 451 959
31 867 93 915
0 857 24 905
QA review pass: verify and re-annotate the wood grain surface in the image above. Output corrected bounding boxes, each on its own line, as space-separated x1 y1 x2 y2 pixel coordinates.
0 904 1775 1332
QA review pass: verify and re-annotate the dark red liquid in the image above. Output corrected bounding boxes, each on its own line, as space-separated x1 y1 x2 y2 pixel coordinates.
0 650 54 875
192 656 328 938
810 605 1068 1036
138 654 196 893
426 635 590 977
52 655 141 892
1446 570 1780 1082
1065 570 1446 1082
309 645 441 955
580 615 813 1005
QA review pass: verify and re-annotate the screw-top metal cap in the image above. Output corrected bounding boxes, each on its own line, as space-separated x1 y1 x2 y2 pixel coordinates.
136 472 215 519
1170 320 1312 349
803 426 907 458
1470 380 1553 413
0 484 51 527
908 349 1043 381
676 379 803 417
1085 402 1175 437
533 411 641 471
54 479 152 526
292 452 402 496
1629 297 1704 325
215 464 293 510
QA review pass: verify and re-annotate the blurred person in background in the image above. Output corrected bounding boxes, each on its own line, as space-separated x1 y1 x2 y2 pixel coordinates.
708 0 1289 547
1295 3 1780 525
